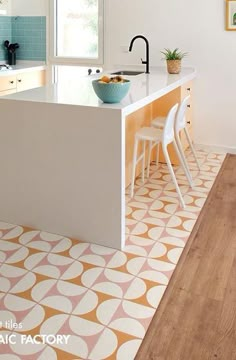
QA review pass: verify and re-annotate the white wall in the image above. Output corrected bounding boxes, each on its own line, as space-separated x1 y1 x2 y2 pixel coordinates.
11 0 46 16
104 0 236 151
9 0 236 151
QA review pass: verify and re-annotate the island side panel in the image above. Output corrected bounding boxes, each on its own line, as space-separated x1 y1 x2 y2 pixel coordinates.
0 100 124 250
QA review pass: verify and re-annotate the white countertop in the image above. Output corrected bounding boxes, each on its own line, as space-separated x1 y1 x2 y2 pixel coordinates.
1 66 196 115
0 62 46 76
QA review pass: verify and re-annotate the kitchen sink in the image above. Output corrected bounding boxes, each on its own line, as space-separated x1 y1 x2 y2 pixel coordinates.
110 70 144 76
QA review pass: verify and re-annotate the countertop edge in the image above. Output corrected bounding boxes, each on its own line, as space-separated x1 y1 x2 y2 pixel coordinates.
121 70 196 116
0 64 47 76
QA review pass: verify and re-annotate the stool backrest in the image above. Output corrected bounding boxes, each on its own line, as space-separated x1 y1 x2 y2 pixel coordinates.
162 103 179 147
175 95 191 133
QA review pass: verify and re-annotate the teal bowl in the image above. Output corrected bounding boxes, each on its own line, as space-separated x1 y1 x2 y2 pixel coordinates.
92 79 131 103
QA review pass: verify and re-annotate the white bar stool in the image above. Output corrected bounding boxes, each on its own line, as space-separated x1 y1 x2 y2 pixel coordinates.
130 103 188 208
151 95 201 179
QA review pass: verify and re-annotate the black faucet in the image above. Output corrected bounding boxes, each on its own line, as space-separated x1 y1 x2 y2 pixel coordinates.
129 35 150 74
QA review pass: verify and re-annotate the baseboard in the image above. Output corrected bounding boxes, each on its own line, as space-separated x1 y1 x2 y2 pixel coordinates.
194 143 236 155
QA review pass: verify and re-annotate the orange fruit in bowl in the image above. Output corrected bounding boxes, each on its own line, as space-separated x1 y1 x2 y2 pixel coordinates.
100 76 110 83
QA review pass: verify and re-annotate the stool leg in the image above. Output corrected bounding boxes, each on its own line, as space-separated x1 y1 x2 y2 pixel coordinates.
130 137 139 197
184 127 201 170
142 140 145 183
162 144 185 209
156 143 159 166
147 140 152 178
174 132 194 188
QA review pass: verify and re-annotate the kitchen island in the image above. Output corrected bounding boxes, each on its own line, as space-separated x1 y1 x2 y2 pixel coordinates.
0 67 196 249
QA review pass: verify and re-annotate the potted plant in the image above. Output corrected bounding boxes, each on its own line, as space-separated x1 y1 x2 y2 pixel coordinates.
161 48 187 74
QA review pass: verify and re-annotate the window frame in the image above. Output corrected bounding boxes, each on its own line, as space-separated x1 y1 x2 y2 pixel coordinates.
49 0 104 65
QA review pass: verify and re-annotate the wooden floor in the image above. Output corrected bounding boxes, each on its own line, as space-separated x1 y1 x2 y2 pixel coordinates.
136 153 236 360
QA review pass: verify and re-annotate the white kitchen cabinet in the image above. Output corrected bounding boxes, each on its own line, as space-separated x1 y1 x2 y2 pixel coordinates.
0 75 16 92
16 70 46 92
0 69 46 96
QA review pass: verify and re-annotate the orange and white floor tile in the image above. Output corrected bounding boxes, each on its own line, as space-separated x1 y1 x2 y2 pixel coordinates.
0 149 225 360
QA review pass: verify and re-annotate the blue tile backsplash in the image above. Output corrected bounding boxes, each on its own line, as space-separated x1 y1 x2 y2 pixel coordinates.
0 16 46 62
12 17 46 61
0 17 12 61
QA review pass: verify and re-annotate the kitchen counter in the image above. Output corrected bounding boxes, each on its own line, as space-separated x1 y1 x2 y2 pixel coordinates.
0 66 196 250
2 66 195 115
0 62 46 76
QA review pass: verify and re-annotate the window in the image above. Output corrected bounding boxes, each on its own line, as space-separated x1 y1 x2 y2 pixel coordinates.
50 0 103 64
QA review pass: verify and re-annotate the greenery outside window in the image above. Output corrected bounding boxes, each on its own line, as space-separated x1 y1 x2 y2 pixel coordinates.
50 0 104 64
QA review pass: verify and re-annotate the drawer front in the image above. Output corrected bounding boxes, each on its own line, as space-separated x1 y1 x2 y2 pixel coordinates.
181 80 193 127
0 75 16 91
185 101 192 127
181 80 193 99
17 70 46 92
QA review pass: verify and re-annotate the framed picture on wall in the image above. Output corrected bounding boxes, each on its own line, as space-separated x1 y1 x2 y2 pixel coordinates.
226 0 236 30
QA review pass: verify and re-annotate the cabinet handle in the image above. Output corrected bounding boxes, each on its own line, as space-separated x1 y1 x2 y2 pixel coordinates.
18 79 22 83
10 80 14 84
187 104 191 108
187 121 191 124
187 87 191 91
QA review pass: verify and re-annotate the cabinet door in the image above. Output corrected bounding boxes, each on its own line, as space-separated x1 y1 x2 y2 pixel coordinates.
0 75 16 92
181 81 192 127
16 70 46 92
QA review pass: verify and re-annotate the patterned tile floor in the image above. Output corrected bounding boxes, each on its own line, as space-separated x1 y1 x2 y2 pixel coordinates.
0 149 225 360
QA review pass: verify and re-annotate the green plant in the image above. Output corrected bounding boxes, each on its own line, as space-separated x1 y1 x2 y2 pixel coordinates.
161 48 188 60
